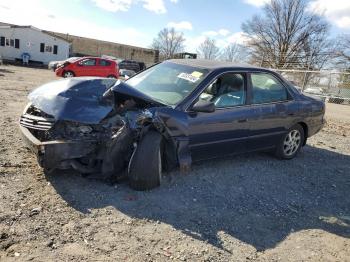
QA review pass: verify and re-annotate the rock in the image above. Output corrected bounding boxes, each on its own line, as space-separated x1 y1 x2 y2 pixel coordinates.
30 207 42 216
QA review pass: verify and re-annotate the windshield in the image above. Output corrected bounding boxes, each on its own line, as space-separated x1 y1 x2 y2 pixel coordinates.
125 61 209 106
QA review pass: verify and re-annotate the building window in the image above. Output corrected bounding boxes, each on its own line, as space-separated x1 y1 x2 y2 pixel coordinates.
15 39 20 49
53 45 58 55
45 45 52 52
0 36 5 46
1 37 19 48
40 43 45 52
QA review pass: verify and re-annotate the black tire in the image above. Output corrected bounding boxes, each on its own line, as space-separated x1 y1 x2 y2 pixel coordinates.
128 131 162 191
107 75 117 79
63 71 75 78
275 124 304 160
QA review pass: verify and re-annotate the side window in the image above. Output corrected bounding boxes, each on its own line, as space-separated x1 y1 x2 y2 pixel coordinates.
100 60 111 66
251 73 288 104
200 73 246 108
80 59 96 66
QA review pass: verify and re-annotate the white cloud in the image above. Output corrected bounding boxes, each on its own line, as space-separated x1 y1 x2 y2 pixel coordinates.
0 0 151 47
227 32 250 45
185 35 206 53
308 0 350 29
202 29 230 37
92 0 133 12
243 0 269 7
167 21 193 30
92 0 167 14
185 31 249 53
142 0 166 14
218 29 230 36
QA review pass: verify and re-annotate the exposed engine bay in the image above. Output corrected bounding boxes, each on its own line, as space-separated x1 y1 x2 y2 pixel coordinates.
19 78 190 185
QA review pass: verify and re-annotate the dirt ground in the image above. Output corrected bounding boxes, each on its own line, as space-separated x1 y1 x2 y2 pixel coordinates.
0 65 349 262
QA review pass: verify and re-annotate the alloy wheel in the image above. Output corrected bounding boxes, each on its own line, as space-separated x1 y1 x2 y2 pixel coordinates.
283 129 301 156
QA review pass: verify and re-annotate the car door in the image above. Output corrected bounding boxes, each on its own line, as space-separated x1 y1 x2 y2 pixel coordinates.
246 72 299 150
75 58 97 76
98 59 112 77
188 72 254 161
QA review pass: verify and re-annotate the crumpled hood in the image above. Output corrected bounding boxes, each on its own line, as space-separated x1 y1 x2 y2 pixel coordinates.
28 78 117 124
28 78 162 124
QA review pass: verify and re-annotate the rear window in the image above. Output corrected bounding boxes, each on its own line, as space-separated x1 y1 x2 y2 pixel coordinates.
251 73 288 104
100 60 111 66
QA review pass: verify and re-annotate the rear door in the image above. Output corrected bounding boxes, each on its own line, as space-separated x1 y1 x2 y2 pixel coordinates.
246 72 298 150
98 59 113 77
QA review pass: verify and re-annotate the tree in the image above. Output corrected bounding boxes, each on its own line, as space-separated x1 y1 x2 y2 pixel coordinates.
151 28 185 59
197 37 220 60
334 35 350 89
242 0 331 70
221 43 248 63
335 34 350 69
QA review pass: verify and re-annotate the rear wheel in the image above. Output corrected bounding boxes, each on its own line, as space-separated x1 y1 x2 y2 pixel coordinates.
275 124 304 159
128 131 163 191
63 71 75 78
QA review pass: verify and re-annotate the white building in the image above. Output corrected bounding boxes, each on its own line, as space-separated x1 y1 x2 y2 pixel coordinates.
0 25 70 65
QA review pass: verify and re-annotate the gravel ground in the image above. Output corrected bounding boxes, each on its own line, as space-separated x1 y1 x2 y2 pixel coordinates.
0 65 349 262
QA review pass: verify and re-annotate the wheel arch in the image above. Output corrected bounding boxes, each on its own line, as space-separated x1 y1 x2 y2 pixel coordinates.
297 121 308 146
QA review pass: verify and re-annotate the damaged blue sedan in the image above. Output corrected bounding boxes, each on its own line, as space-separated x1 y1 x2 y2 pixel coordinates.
19 59 325 190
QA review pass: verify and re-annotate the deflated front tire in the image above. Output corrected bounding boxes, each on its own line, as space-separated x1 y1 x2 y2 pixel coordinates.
128 131 163 191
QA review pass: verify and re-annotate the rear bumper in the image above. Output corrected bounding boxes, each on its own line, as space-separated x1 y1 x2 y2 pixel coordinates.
308 117 325 137
19 125 97 170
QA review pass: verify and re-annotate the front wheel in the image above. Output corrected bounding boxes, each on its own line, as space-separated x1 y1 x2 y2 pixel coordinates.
275 124 304 159
63 71 75 78
128 131 163 191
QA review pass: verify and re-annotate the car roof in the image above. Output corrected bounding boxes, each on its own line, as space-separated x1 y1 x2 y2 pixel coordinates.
168 59 268 71
78 56 115 62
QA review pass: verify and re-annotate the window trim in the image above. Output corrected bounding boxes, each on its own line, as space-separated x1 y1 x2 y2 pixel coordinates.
99 59 111 66
79 58 97 66
248 71 293 105
186 71 249 112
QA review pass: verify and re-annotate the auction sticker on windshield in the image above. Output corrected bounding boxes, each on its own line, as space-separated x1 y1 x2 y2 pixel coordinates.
177 72 200 83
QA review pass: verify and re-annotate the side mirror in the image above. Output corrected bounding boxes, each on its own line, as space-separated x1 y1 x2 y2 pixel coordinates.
191 100 215 113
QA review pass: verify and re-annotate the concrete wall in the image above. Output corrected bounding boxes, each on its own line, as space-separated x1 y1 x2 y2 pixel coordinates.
47 31 159 67
0 27 70 64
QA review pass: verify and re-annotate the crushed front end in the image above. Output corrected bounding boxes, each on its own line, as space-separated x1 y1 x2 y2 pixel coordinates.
19 103 132 177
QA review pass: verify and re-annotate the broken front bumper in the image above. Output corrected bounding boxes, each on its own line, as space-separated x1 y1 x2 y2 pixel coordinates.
19 125 98 170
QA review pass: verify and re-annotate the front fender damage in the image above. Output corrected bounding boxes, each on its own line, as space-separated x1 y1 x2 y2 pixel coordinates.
21 79 193 180
39 108 192 180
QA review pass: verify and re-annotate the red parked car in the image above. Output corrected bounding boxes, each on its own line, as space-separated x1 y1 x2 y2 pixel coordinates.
55 57 119 78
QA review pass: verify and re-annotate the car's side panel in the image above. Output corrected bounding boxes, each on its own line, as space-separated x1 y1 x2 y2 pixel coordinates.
188 106 253 160
245 101 300 150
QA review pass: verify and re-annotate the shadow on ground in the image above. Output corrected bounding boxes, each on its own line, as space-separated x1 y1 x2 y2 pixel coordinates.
46 145 350 251
0 69 14 74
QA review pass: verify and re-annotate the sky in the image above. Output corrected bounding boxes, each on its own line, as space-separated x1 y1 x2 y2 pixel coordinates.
0 0 350 52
